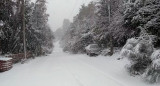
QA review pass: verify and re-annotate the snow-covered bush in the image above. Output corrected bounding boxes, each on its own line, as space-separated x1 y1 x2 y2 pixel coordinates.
121 37 153 75
151 50 160 61
121 38 138 59
143 50 160 83
120 21 160 83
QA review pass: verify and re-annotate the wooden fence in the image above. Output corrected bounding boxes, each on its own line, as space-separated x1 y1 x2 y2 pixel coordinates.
0 51 33 72
6 51 33 63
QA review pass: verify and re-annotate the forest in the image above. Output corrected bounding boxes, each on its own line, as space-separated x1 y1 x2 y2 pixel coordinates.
0 0 54 60
57 0 160 83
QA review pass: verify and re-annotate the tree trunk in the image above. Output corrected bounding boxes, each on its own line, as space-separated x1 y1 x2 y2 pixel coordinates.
21 0 27 63
108 0 114 56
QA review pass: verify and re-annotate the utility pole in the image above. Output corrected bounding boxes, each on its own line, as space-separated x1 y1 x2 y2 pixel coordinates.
108 0 113 56
21 0 27 63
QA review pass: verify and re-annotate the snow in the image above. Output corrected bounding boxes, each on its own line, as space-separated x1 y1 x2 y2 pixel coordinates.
0 42 159 86
152 59 160 70
0 57 12 61
151 50 160 70
0 20 4 26
151 50 160 60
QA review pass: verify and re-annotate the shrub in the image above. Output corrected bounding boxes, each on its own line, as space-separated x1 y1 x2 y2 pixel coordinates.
121 38 153 75
143 50 160 83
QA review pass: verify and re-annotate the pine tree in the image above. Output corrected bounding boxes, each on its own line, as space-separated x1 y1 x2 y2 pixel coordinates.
31 0 53 56
93 0 121 48
0 0 16 54
0 0 54 57
61 2 96 53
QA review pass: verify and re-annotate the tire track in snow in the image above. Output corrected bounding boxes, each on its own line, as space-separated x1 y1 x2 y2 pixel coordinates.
67 56 126 86
58 56 85 86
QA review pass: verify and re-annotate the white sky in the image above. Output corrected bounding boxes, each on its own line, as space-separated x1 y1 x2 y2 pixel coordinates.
46 0 93 31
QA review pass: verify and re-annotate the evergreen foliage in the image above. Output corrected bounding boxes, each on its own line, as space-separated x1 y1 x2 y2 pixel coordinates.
0 0 54 58
60 2 96 53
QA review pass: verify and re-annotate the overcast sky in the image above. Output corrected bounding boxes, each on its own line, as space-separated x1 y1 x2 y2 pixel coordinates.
46 0 93 32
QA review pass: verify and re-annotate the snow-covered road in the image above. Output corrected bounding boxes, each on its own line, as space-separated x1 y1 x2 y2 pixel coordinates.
0 42 159 86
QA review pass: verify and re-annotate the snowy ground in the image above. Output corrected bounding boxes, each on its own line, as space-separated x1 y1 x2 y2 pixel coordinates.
0 42 159 86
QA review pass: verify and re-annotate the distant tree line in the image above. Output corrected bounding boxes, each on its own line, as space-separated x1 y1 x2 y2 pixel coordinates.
0 0 54 57
60 0 160 54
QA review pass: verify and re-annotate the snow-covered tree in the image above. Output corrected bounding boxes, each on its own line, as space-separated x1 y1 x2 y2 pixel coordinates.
30 0 54 56
61 2 96 53
0 0 16 54
93 0 122 48
123 0 160 46
0 0 54 57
